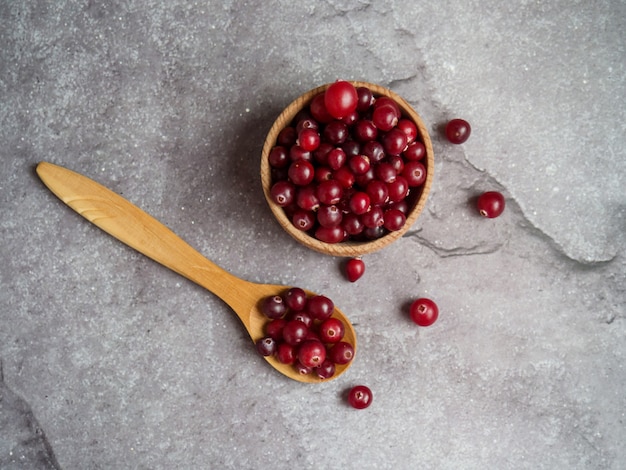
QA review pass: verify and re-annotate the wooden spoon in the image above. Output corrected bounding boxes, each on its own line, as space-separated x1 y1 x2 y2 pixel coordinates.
36 161 356 383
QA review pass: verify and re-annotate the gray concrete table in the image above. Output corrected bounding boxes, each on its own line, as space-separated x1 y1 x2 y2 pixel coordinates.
1 1 624 469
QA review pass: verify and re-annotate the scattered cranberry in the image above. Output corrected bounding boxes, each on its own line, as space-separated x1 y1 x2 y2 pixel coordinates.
267 84 429 244
445 118 471 144
347 385 373 409
409 298 439 327
477 191 505 218
344 257 365 282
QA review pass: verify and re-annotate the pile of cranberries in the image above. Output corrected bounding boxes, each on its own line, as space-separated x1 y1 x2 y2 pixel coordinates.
267 81 428 244
255 287 354 380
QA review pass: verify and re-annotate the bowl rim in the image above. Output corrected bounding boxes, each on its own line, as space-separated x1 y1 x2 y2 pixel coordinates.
260 80 434 257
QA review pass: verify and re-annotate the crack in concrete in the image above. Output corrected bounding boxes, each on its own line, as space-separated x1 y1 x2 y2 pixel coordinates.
402 229 504 258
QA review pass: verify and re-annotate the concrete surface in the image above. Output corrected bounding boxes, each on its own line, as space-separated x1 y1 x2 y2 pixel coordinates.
1 1 624 469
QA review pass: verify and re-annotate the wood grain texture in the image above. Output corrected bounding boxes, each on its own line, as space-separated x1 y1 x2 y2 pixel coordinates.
36 162 356 383
260 81 435 257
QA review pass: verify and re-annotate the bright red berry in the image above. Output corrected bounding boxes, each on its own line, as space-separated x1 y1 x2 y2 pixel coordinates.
445 118 471 144
477 191 505 218
347 385 373 409
409 298 439 327
344 258 365 282
324 81 358 119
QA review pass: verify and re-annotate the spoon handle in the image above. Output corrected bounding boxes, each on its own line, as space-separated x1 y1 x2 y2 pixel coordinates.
36 162 259 327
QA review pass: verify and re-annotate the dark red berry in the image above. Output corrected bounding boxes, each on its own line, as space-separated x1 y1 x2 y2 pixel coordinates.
260 295 287 319
269 146 290 168
347 385 372 409
344 258 365 282
316 359 336 379
409 298 439 327
372 104 398 132
315 225 345 243
317 204 343 228
265 318 286 340
397 118 418 144
298 128 321 152
445 118 471 144
306 295 334 321
348 191 371 215
381 128 408 156
288 160 315 186
477 191 505 218
383 208 406 231
316 179 343 205
402 161 426 187
309 93 334 124
356 86 374 112
255 336 277 356
284 287 308 311
292 209 316 231
276 342 296 364
282 320 309 345
403 141 426 161
323 120 349 145
270 181 295 207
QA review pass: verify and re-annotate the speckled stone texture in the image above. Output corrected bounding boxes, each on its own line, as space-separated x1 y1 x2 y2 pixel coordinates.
1 1 624 469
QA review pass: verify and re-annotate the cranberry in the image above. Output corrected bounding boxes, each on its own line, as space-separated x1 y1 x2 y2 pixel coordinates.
386 176 409 203
260 295 287 319
295 185 320 211
316 179 343 205
372 104 398 131
319 317 346 342
328 341 354 364
297 339 326 368
348 154 371 175
316 359 336 379
383 208 406 231
295 362 313 375
286 310 313 328
276 342 296 364
402 161 426 187
265 318 286 340
374 162 397 183
269 146 290 168
277 126 297 147
360 206 384 228
344 257 365 282
341 140 361 158
356 86 374 112
284 287 308 311
317 204 343 228
445 118 471 144
309 93 334 124
381 128 408 156
315 226 345 243
327 147 347 170
292 209 316 231
270 181 295 207
314 166 333 183
288 160 314 186
298 128 321 152
362 141 385 163
477 191 505 218
409 298 439 326
366 180 389 206
347 385 373 409
289 144 312 162
333 166 355 189
403 141 425 161
313 142 334 165
348 191 371 215
324 81 358 119
397 118 417 144
323 120 349 145
255 336 277 356
373 96 401 117
353 119 378 142
306 295 334 321
342 213 365 236
282 320 309 345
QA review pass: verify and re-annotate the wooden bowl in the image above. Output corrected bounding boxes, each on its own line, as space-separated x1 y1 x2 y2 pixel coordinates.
260 81 434 257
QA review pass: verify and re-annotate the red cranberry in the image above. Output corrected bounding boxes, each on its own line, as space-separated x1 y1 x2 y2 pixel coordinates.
397 118 418 144
327 147 347 170
270 181 295 207
347 385 372 409
317 204 343 228
477 191 505 218
409 298 439 326
276 342 296 364
255 336 277 356
356 86 374 112
297 339 326 368
315 225 345 243
286 310 313 328
402 161 426 187
323 120 349 145
445 118 471 144
328 341 354 364
403 141 425 161
295 185 320 211
316 179 343 205
298 128 321 152
319 317 346 342
284 287 308 311
372 104 398 131
316 359 336 380
324 81 358 119
309 93 334 124
265 318 286 340
348 154 371 175
348 191 371 215
282 320 309 345
386 176 409 203
260 295 286 319
360 206 384 228
269 146 290 168
306 295 334 321
333 166 355 189
292 209 315 231
366 179 389 206
344 257 365 283
288 160 314 186
353 119 378 142
381 128 408 156
383 208 406 231
277 126 297 147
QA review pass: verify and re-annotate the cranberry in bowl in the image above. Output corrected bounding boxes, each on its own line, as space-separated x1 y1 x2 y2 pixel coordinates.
261 81 434 257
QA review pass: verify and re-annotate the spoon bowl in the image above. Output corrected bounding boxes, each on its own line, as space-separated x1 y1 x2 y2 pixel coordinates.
36 162 356 383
